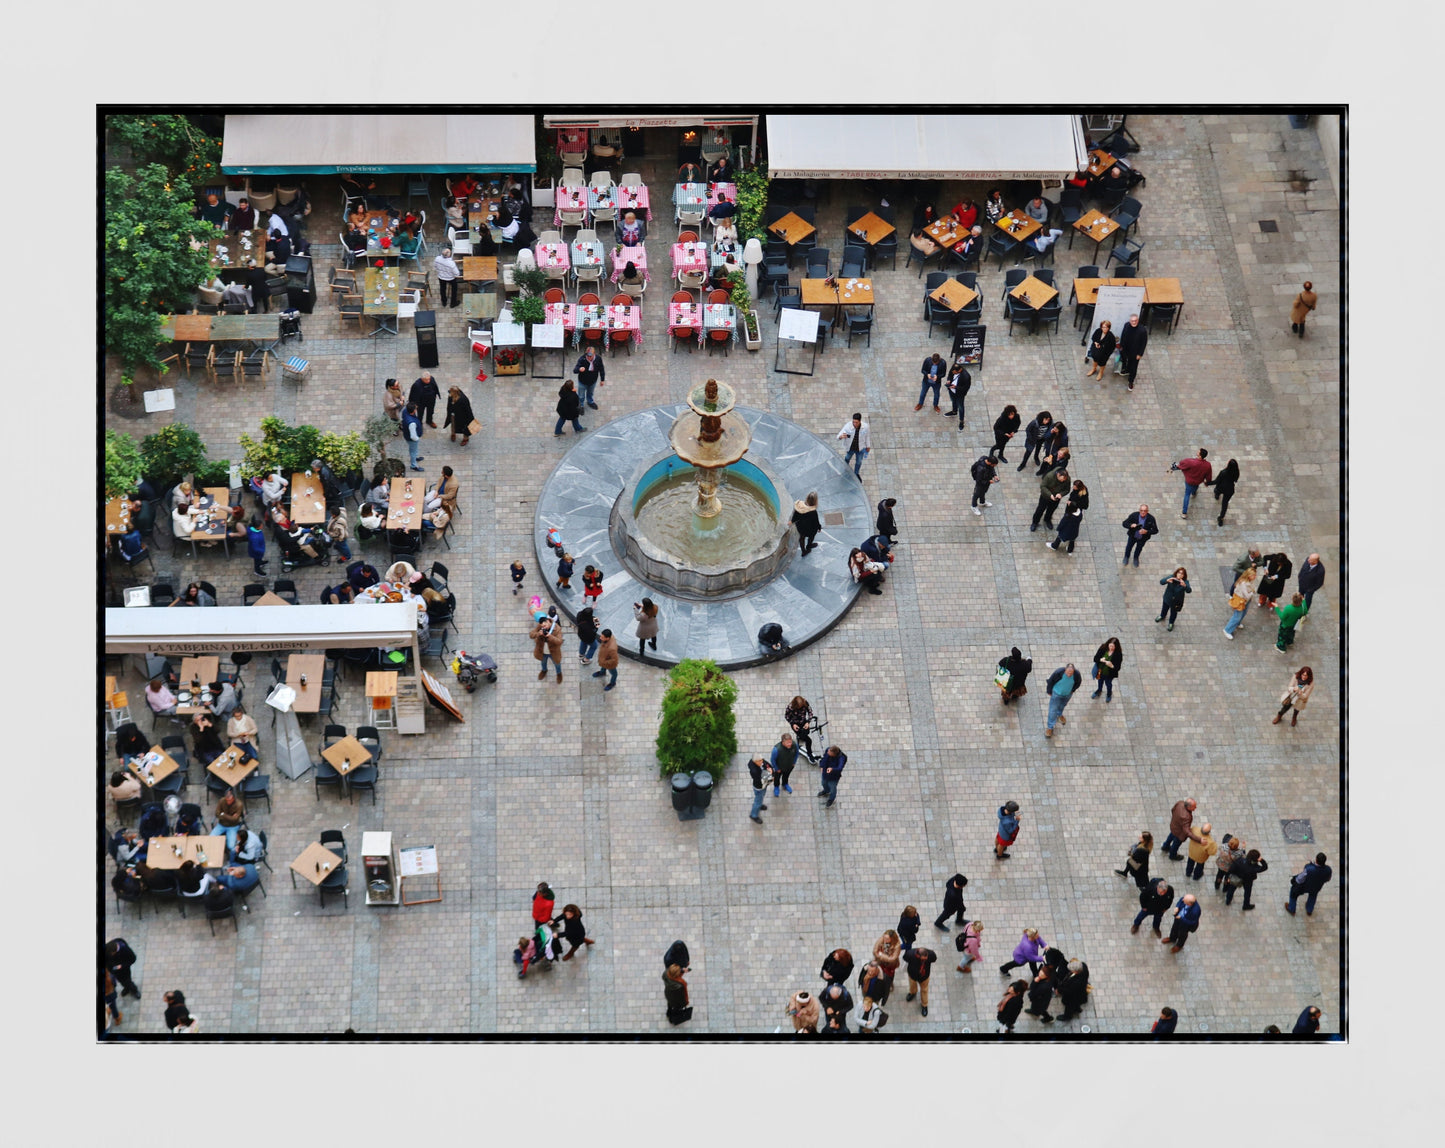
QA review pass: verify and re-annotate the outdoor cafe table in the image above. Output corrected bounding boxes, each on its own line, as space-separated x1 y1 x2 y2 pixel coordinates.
105 496 133 537
672 241 708 279
387 475 426 530
570 238 606 277
363 266 401 336
553 184 590 226
252 591 292 606
178 504 232 558
848 211 896 247
462 292 499 323
460 255 498 285
179 656 220 690
1072 209 1121 258
607 304 642 349
127 747 179 793
996 209 1042 245
556 126 587 157
673 183 707 219
147 834 224 871
587 185 618 216
1071 277 1183 330
769 211 816 246
289 472 327 525
536 241 571 275
922 218 965 250
290 840 344 886
287 654 327 714
321 734 373 796
702 303 737 346
800 277 875 330
668 301 703 342
710 241 745 274
573 304 608 350
468 197 502 230
544 302 577 332
706 182 738 210
1010 275 1059 310
207 744 258 790
208 313 281 352
206 229 266 275
616 182 652 220
1086 149 1115 179
610 245 648 284
161 313 214 342
930 278 979 313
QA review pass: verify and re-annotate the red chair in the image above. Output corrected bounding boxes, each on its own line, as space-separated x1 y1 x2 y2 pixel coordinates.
670 290 693 304
609 294 635 355
543 287 566 304
577 292 603 343
707 328 730 356
678 230 699 244
707 288 729 304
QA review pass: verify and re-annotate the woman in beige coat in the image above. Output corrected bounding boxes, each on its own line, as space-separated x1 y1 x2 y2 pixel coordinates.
1274 666 1314 727
872 930 903 986
591 629 619 691
531 617 565 682
785 989 820 1035
1289 281 1317 337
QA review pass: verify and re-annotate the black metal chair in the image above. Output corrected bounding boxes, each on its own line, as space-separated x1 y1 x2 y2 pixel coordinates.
805 248 830 279
346 764 378 805
839 246 867 280
273 579 300 605
206 896 238 935
772 283 800 320
844 310 873 348
1032 269 1056 288
205 766 230 798
320 829 349 864
1060 187 1085 243
150 583 176 608
254 828 275 873
986 232 1020 267
241 771 271 813
427 560 449 593
318 863 349 907
242 583 266 606
1006 295 1039 336
1106 237 1144 274
906 236 942 278
1111 196 1142 241
145 871 183 916
1147 303 1178 335
1001 269 1027 299
1069 267 1101 303
1035 299 1063 334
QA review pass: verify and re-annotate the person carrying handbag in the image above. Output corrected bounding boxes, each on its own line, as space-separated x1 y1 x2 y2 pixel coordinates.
1115 831 1154 889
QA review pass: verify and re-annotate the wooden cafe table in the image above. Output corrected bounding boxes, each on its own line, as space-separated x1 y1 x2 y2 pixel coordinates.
162 314 213 343
252 591 292 606
147 834 224 870
206 228 267 275
1142 277 1184 330
127 747 180 793
1086 149 1115 179
995 209 1042 245
180 657 220 689
929 278 979 313
363 266 402 336
461 255 499 285
800 277 874 331
321 735 373 796
290 841 344 887
289 472 328 525
1072 209 1120 258
105 496 133 538
207 744 258 790
387 475 425 530
286 654 327 713
847 211 896 247
923 218 965 250
1010 275 1059 309
769 211 816 246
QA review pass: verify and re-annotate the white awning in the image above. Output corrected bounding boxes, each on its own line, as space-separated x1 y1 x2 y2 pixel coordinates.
765 115 1087 181
103 603 420 655
543 113 756 129
221 114 536 176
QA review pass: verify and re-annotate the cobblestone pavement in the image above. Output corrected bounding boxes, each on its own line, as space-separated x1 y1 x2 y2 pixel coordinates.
102 113 1341 1036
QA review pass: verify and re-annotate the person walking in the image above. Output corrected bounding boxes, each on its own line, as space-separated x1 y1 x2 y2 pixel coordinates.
1170 448 1212 519
903 945 937 1016
997 647 1032 705
572 346 605 411
1205 458 1240 526
1273 593 1308 654
1043 663 1083 738
1090 638 1124 702
1116 312 1148 389
402 403 425 472
1056 959 1090 1022
1164 893 1201 953
1046 480 1088 554
634 597 659 657
1231 547 1264 593
551 904 596 960
1000 928 1048 976
785 989 820 1035
916 352 946 412
770 733 798 796
530 614 565 683
1185 821 1217 882
934 873 969 931
1293 1005 1323 1034
663 963 691 1025
896 908 921 957
784 696 819 762
442 386 476 445
1152 1007 1179 1036
590 629 619 691
1286 852 1333 916
382 378 406 433
1030 465 1070 533
1289 280 1317 337
1225 848 1268 911
1017 410 1053 471
874 929 904 984
1156 567 1192 630
1133 878 1175 937
988 404 1021 462
245 516 268 576
955 920 984 973
792 492 821 555
1223 564 1259 638
945 361 971 428
995 800 1022 858
997 980 1028 1032
1084 319 1116 380
747 755 772 824
970 454 999 515
1116 830 1155 889
575 606 599 665
1161 798 1198 861
582 564 604 602
836 412 870 479
1297 553 1327 617
1273 666 1314 727
103 938 141 999
409 371 441 429
325 506 352 563
510 560 526 597
1257 552 1293 608
1121 504 1158 567
875 497 898 541
1024 964 1056 1023
817 745 846 806
434 246 462 307
554 380 587 436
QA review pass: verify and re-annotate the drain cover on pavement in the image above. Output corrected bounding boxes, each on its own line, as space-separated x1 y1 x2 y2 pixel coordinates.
1280 818 1314 844
823 511 845 526
1258 219 1279 233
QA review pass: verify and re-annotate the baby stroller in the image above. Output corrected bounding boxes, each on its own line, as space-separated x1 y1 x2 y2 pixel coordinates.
275 524 332 572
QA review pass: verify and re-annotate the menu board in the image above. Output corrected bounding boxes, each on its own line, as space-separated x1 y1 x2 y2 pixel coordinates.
399 845 438 876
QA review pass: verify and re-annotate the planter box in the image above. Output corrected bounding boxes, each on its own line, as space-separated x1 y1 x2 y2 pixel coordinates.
494 359 526 376
533 181 556 208
743 315 762 351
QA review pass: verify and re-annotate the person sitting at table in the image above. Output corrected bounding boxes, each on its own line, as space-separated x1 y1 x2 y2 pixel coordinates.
260 471 288 508
451 174 479 200
192 711 225 765
240 259 271 314
219 278 252 309
174 806 207 837
1097 166 1129 197
710 262 735 292
358 502 385 535
198 192 229 227
269 231 293 266
232 827 263 864
472 221 497 256
951 198 978 229
619 261 645 290
1025 196 1051 225
269 504 293 531
226 704 260 760
983 189 1006 223
618 210 645 247
116 722 150 760
320 582 355 604
954 225 984 263
287 521 322 559
341 171 379 199
172 481 195 510
444 195 467 231
214 788 246 851
709 155 735 183
117 527 147 563
170 582 215 608
109 769 143 808
1027 227 1065 254
398 224 421 260
347 200 371 231
708 193 738 222
215 862 260 897
228 197 256 233
266 210 289 241
386 559 418 585
112 865 148 901
207 679 238 721
343 226 368 260
203 875 234 917
422 503 451 534
146 675 178 716
349 561 381 591
433 465 461 515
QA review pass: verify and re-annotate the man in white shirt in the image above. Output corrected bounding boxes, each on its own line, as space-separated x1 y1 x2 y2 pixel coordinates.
836 412 871 479
434 246 462 308
267 211 289 239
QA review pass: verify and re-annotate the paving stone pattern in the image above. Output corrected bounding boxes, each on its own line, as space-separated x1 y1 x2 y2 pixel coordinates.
103 114 1341 1036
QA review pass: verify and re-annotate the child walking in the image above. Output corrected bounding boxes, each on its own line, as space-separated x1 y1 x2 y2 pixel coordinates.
510 560 526 596
556 552 574 591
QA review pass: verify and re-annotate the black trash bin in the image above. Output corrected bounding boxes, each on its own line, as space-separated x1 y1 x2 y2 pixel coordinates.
414 309 438 368
671 771 695 812
691 771 713 810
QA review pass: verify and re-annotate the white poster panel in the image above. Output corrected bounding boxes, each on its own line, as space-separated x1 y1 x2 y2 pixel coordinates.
1093 285 1146 344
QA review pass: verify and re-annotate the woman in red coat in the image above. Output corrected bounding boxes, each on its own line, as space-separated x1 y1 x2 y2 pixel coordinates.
532 882 555 924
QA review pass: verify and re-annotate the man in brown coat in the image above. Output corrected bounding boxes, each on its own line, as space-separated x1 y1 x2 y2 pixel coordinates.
531 616 565 682
590 628 619 691
1289 280 1317 338
1161 798 1197 862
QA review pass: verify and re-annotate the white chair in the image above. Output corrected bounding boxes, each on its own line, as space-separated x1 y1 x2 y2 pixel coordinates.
678 267 706 291
537 230 562 246
397 289 420 325
620 172 643 188
575 228 600 245
501 262 522 296
561 167 585 187
558 207 586 237
677 206 705 233
573 252 602 291
468 327 492 363
589 170 615 193
619 276 646 301
447 226 474 257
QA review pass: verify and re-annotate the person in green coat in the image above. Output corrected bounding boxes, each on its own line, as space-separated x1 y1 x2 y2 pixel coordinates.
1273 592 1308 653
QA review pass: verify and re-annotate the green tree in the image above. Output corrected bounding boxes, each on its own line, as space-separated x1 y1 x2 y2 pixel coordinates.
105 430 145 500
655 659 739 780
237 416 323 480
317 431 372 478
106 114 222 186
734 165 770 245
140 423 210 490
105 164 216 382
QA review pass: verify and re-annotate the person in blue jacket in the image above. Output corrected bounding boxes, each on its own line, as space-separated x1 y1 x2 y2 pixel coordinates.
246 517 267 576
817 746 847 806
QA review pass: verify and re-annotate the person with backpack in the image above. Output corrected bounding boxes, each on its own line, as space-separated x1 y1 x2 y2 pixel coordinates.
955 919 984 973
970 454 999 516
854 995 887 1034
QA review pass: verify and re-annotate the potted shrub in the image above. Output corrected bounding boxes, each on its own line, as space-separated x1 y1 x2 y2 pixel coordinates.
493 345 526 376
105 430 145 500
727 269 761 351
655 659 739 783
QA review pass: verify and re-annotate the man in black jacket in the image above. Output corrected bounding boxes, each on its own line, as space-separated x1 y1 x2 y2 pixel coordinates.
1116 313 1148 389
1017 410 1053 472
1296 554 1326 615
904 946 937 1016
572 347 605 411
917 352 945 412
1025 965 1055 1023
409 372 441 429
1056 959 1090 1022
1030 466 1070 532
104 938 141 998
970 455 998 516
1132 879 1174 937
1286 852 1333 916
875 498 898 540
934 873 968 930
1121 504 1158 567
945 362 972 428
